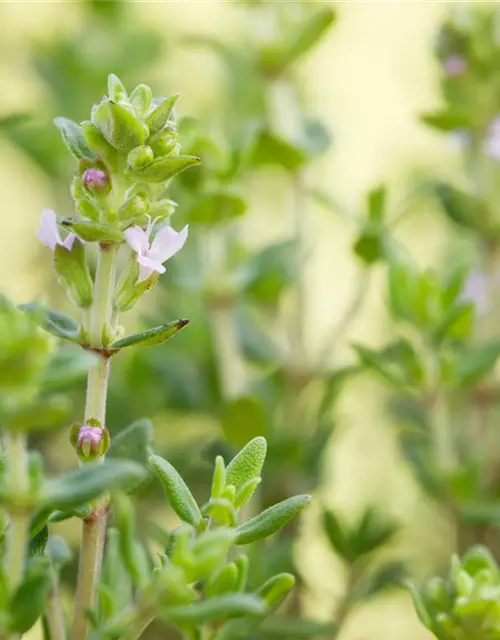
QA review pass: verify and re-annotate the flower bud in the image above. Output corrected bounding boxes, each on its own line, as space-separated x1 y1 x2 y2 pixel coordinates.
119 193 149 221
150 128 178 157
148 198 177 220
82 168 111 195
70 420 110 461
54 239 94 308
127 145 154 170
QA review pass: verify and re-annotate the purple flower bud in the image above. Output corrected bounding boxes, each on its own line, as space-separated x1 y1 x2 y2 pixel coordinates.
72 422 110 460
82 168 110 194
442 55 467 77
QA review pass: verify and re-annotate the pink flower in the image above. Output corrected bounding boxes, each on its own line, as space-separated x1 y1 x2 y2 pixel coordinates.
442 55 467 77
124 221 188 283
37 209 76 251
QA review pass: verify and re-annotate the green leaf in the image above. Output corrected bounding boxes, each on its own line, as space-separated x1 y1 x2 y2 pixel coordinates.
149 454 203 529
406 582 433 630
109 319 189 351
354 340 423 389
102 528 133 617
226 437 267 493
235 495 310 545
367 185 386 222
130 84 153 119
108 418 154 470
211 455 226 499
256 573 295 609
92 99 146 151
53 239 93 308
421 109 475 132
29 526 48 557
274 8 336 73
202 498 237 527
351 507 398 558
40 346 100 389
114 494 150 588
42 460 146 510
187 191 247 225
53 117 94 161
251 130 306 171
435 183 500 238
162 594 265 624
221 397 268 448
237 240 298 306
8 557 52 633
205 563 239 597
60 219 124 244
19 303 79 342
127 155 200 183
323 510 354 562
234 477 262 510
353 226 386 264
146 94 179 135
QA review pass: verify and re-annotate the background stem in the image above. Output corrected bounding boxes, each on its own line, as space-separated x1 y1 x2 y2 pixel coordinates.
5 432 29 593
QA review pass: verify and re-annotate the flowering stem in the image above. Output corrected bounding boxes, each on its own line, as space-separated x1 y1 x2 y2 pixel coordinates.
5 432 29 594
72 245 117 640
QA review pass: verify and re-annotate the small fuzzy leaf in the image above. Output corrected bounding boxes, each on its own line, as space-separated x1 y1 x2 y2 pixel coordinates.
92 99 146 151
19 303 79 342
149 454 202 528
60 219 124 244
235 495 310 545
42 460 146 510
202 498 237 527
205 563 239 597
162 594 265 624
127 155 200 183
146 94 179 135
256 573 295 610
109 319 189 351
53 117 94 161
211 455 226 499
234 477 261 510
226 437 267 493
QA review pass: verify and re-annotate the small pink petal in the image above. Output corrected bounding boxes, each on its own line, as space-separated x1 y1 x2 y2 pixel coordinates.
136 254 165 283
150 224 188 263
125 226 149 255
62 233 77 251
37 208 61 250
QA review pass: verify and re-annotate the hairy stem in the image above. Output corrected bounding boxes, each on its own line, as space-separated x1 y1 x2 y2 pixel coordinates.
72 246 117 640
5 432 29 593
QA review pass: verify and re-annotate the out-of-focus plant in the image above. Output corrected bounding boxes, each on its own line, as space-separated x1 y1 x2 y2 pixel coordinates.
409 545 500 639
0 73 311 640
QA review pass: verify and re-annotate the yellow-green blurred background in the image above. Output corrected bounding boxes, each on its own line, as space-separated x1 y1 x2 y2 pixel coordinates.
0 1 471 639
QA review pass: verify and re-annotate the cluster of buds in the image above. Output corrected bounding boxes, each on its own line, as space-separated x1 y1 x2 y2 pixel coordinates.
409 546 500 639
37 73 199 317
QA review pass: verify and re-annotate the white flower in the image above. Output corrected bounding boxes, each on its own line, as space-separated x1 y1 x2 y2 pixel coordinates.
124 221 188 283
37 209 76 251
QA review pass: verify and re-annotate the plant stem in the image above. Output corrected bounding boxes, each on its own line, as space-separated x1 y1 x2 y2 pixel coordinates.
72 246 117 640
46 578 67 640
5 432 29 593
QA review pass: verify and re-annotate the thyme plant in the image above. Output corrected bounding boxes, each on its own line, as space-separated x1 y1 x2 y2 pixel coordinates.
0 75 309 640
